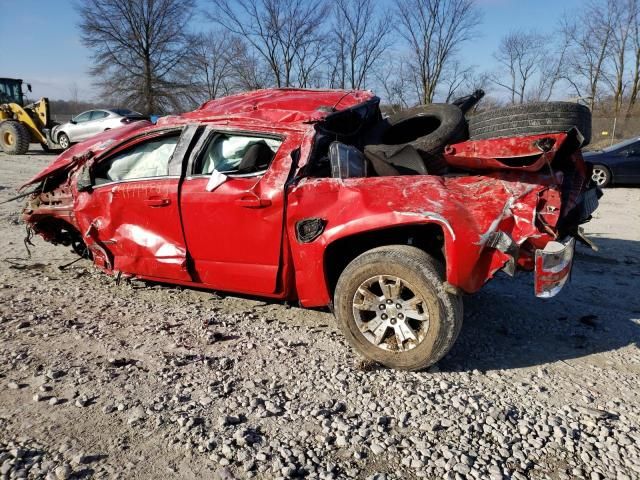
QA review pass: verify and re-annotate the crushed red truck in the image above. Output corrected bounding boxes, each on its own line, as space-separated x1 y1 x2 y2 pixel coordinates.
21 88 600 370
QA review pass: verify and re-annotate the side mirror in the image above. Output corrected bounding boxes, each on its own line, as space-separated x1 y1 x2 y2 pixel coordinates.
70 119 77 124
76 165 93 192
27 84 32 93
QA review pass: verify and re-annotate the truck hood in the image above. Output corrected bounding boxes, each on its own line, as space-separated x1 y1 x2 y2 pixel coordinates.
22 121 153 189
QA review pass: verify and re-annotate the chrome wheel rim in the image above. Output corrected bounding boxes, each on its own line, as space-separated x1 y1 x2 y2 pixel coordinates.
352 275 430 352
592 168 607 186
59 135 69 148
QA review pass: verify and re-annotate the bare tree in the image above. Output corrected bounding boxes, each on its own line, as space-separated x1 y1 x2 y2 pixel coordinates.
562 1 615 110
295 40 326 88
441 60 479 102
395 0 481 104
180 31 237 106
78 0 195 114
68 82 80 113
228 40 273 91
527 30 572 102
330 0 393 90
376 58 413 112
627 0 640 116
602 0 634 114
207 0 329 88
491 31 545 104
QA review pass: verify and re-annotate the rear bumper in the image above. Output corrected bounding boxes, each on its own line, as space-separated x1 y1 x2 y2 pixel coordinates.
534 237 576 298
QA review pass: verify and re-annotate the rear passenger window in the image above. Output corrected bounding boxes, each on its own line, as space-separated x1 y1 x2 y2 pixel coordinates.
194 133 282 175
93 134 179 184
90 111 109 120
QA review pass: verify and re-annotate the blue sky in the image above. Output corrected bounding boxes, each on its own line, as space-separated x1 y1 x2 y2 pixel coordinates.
0 0 584 101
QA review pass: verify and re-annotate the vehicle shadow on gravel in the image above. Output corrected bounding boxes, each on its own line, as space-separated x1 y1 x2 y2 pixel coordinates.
440 237 640 372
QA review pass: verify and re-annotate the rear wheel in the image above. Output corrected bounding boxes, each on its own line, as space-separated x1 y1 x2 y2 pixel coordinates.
591 164 611 187
334 245 463 371
0 120 30 154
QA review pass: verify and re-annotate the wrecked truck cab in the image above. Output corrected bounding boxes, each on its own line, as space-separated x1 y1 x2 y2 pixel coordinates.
21 88 599 371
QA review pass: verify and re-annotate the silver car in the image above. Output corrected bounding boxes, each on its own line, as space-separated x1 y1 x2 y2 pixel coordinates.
52 109 146 149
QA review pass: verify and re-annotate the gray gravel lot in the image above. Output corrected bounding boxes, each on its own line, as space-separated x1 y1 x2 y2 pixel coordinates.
0 149 639 479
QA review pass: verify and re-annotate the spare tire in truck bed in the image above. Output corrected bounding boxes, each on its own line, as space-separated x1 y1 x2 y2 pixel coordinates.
468 102 592 146
377 103 467 156
365 103 466 175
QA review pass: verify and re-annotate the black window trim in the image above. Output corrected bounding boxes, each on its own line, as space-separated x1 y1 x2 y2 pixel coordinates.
185 126 285 180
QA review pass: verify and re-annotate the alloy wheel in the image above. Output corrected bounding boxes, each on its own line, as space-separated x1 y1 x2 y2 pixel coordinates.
352 275 430 352
591 167 608 186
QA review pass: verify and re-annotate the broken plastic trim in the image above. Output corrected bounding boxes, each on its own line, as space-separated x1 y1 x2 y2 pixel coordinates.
76 165 92 192
486 231 519 276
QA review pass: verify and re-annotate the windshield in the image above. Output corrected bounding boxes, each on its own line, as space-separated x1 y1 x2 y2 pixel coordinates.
603 137 640 152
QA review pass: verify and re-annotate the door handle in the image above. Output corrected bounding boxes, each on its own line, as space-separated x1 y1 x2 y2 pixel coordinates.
235 194 272 208
145 197 171 207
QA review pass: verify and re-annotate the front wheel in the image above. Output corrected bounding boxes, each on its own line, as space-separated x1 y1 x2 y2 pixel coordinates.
0 120 30 154
334 245 463 371
57 132 70 150
591 164 611 187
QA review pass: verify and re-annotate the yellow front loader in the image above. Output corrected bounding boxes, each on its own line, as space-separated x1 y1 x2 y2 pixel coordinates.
0 77 60 154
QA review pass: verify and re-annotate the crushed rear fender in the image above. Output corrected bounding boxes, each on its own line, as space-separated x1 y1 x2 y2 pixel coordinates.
288 173 560 307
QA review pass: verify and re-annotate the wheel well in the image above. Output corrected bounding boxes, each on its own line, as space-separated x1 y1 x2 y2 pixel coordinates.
32 218 81 246
324 224 445 299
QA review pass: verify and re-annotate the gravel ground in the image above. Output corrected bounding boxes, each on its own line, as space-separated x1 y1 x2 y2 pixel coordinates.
1 149 639 480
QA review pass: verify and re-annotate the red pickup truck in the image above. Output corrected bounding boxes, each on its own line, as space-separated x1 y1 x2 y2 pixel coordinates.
22 89 599 370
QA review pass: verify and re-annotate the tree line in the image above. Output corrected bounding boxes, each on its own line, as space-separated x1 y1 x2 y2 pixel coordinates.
77 0 640 118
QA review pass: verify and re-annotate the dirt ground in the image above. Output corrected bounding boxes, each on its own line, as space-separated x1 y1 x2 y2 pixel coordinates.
0 148 639 480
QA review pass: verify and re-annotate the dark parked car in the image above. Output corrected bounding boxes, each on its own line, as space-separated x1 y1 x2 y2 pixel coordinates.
584 137 640 187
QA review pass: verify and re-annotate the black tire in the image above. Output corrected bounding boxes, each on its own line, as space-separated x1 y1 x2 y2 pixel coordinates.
468 102 592 146
374 104 466 157
591 164 611 187
57 132 70 150
334 245 463 371
0 120 30 154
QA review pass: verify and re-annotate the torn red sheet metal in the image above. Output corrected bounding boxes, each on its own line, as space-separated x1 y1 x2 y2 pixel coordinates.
287 172 561 306
443 133 566 172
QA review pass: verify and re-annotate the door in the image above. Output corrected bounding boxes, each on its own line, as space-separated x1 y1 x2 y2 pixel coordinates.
76 128 196 281
68 111 92 141
81 110 110 139
616 141 640 182
179 130 290 295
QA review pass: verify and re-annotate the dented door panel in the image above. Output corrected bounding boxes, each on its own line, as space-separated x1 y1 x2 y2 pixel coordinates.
74 178 190 280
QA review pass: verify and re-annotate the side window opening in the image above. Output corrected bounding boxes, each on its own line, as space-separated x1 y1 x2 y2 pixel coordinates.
90 111 109 121
194 133 282 176
93 133 180 185
74 112 91 123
